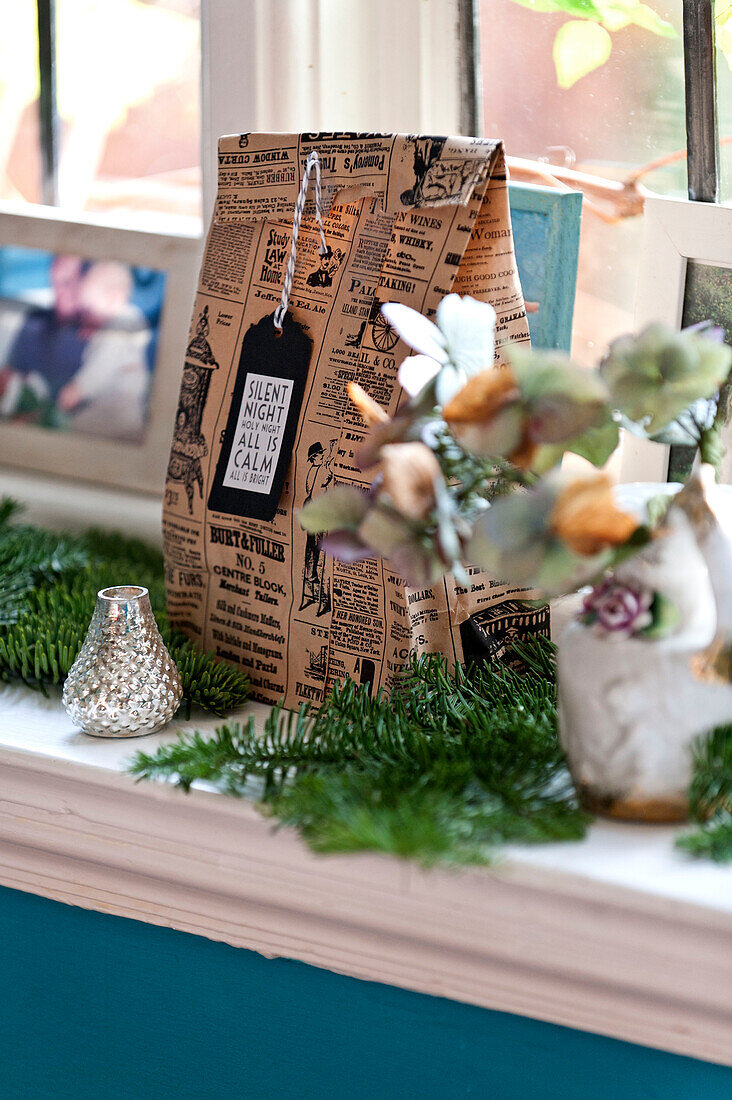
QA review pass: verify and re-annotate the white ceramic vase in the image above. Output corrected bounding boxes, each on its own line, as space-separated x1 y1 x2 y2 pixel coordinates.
557 475 732 822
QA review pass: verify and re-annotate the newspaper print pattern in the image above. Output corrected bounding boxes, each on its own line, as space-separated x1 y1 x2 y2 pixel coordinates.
163 133 547 710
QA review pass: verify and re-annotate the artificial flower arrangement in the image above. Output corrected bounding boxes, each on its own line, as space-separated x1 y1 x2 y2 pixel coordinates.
299 295 732 641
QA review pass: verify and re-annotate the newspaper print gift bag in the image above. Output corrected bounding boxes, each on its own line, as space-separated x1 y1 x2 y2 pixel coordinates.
163 132 548 711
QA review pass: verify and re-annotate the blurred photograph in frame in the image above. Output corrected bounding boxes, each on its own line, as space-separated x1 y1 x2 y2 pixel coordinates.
0 206 199 494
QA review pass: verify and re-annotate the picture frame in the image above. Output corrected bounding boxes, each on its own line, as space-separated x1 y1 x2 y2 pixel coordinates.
0 203 200 495
620 195 732 483
508 181 583 353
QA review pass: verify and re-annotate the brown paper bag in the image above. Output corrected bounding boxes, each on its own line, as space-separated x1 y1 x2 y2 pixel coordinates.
163 132 548 710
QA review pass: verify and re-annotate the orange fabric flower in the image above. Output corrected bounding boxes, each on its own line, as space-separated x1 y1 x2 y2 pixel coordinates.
379 442 441 522
347 381 389 425
442 366 519 424
550 475 639 556
442 367 538 467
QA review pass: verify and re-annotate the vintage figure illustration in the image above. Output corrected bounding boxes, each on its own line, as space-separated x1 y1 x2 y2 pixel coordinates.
306 246 345 288
167 304 217 514
299 437 337 615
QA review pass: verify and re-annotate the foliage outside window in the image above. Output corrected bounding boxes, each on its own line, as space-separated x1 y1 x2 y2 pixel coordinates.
483 1 731 373
0 0 201 221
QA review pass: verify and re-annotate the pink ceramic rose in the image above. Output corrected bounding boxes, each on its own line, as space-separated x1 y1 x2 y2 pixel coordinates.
582 578 653 639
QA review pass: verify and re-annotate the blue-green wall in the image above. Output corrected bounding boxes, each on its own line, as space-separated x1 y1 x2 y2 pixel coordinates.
0 885 728 1098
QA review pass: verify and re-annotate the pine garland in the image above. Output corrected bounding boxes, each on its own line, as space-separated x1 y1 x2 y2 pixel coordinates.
131 641 591 866
676 725 732 863
131 636 732 866
2 498 731 866
0 500 249 716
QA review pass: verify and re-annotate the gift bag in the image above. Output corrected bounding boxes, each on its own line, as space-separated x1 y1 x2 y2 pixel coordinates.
163 132 548 710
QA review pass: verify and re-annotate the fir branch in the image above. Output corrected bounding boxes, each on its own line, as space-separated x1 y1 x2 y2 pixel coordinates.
78 527 166 575
676 725 732 863
0 510 249 714
0 522 89 625
167 637 250 718
687 724 732 820
676 813 732 863
130 645 589 867
0 497 23 526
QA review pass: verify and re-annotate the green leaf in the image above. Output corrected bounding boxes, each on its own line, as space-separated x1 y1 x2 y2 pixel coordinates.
357 505 414 556
298 486 369 533
640 592 680 639
645 492 672 527
509 348 612 445
717 2 732 69
564 413 620 466
595 0 675 36
510 348 601 401
508 0 676 38
648 398 717 447
529 414 619 472
510 0 602 17
553 19 612 87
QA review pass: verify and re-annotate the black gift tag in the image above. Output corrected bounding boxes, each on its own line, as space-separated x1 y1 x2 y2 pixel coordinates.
207 311 312 522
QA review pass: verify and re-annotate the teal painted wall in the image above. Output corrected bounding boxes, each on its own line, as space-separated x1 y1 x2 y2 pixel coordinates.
0 885 728 1099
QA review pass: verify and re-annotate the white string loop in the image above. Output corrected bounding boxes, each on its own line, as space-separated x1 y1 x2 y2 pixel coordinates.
273 150 328 331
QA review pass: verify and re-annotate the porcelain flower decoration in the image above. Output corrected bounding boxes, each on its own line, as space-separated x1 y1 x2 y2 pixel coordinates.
466 473 641 596
601 322 732 436
582 579 653 639
383 294 497 406
581 577 680 641
442 347 618 471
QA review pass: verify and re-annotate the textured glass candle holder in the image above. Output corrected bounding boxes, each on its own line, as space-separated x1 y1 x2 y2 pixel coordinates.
62 585 183 737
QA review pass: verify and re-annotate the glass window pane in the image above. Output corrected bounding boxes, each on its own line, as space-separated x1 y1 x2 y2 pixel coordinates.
719 42 732 202
56 0 201 221
479 1 730 367
0 3 43 205
0 0 201 222
481 1 686 186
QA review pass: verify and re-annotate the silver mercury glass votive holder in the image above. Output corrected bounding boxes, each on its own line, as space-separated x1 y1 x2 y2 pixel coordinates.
62 585 183 737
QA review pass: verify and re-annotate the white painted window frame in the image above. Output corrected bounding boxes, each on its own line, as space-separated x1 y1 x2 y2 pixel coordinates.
620 195 732 484
1 0 462 535
201 0 462 219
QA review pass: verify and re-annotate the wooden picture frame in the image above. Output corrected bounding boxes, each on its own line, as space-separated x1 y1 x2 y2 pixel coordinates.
621 195 732 483
0 204 200 495
508 181 583 353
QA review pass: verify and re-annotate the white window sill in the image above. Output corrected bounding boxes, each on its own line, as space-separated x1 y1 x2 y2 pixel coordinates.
0 681 730 1067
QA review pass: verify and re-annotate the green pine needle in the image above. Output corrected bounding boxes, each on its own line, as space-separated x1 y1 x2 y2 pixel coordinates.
676 725 732 863
0 500 249 714
130 642 590 867
3 496 732 867
676 813 732 863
